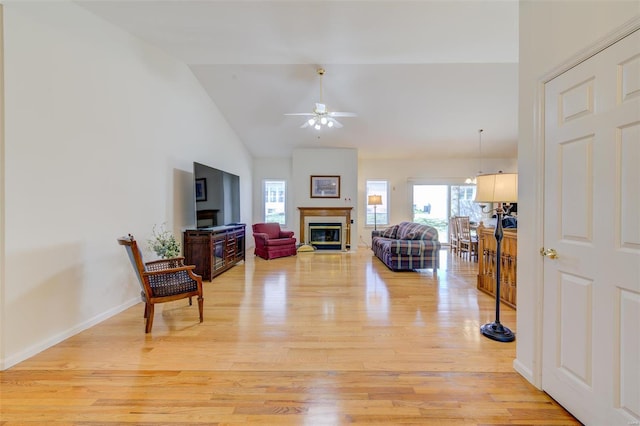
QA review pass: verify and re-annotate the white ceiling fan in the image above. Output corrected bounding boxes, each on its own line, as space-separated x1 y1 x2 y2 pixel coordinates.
285 68 357 130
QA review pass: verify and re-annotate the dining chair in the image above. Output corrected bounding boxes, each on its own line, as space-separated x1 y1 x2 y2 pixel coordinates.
456 216 478 261
449 216 460 255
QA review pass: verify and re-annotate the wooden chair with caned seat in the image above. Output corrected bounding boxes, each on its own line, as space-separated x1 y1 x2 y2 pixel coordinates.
117 234 203 333
456 216 478 261
449 216 460 255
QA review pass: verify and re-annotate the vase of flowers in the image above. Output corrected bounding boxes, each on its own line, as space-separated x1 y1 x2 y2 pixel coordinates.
148 223 181 259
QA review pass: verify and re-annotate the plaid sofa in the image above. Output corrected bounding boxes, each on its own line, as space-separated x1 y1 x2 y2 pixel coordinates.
371 222 441 272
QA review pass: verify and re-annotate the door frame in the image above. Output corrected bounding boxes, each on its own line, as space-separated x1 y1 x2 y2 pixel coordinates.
530 16 640 388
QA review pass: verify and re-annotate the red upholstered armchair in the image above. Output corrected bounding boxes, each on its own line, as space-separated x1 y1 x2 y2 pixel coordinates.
252 223 297 260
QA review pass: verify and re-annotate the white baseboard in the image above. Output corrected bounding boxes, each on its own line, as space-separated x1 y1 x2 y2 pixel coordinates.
1 297 139 370
513 358 539 389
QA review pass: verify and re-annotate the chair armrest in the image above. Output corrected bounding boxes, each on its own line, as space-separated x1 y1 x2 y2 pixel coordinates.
391 239 440 255
145 257 185 271
143 264 196 276
392 240 425 255
253 232 270 242
279 231 294 238
142 265 202 282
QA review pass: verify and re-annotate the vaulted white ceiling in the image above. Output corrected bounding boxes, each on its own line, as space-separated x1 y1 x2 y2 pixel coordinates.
77 0 519 159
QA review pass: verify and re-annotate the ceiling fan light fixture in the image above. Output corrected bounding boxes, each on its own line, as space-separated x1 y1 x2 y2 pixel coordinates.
284 68 357 131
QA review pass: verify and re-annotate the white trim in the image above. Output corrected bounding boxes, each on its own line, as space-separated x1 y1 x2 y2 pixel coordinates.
0 5 5 373
530 15 640 391
513 358 535 385
1 297 139 370
541 16 640 85
365 179 389 227
262 178 287 226
529 78 547 390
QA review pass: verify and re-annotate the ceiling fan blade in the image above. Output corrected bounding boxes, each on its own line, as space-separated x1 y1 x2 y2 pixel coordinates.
329 111 357 117
328 117 343 128
287 69 357 128
300 121 311 129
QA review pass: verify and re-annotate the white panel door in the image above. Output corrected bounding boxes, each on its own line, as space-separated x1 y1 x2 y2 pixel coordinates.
543 29 640 426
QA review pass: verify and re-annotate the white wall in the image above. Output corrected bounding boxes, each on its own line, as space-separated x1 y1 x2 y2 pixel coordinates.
517 0 640 386
358 157 517 245
1 1 252 369
292 148 358 248
252 151 359 249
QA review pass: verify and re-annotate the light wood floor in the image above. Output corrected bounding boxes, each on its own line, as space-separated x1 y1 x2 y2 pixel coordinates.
1 249 580 425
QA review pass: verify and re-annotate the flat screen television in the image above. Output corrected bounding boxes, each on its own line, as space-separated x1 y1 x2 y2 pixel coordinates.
193 162 240 228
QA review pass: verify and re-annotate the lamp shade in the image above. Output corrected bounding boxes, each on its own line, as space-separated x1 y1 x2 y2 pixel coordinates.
368 195 383 205
474 173 518 203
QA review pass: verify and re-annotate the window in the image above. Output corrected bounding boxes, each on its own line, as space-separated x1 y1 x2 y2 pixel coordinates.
366 180 389 226
450 185 481 223
263 180 286 225
410 184 480 244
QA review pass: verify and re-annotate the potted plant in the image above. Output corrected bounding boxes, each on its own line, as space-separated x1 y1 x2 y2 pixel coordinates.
148 223 181 259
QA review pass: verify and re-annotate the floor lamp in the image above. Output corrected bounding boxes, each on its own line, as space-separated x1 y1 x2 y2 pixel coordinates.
368 195 383 231
475 172 518 342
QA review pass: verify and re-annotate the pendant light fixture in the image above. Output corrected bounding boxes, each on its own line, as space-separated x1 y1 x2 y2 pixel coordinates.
465 129 483 184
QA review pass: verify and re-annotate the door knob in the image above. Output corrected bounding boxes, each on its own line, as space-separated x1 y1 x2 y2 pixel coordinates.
540 247 559 259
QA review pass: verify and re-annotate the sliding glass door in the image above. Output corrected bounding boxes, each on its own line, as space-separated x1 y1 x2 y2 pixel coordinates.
412 185 449 242
412 184 479 244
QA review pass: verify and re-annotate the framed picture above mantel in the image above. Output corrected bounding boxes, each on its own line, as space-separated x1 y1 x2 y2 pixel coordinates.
310 175 340 198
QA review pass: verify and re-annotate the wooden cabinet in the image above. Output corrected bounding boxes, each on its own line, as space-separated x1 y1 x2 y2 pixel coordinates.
476 222 517 308
183 224 245 281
